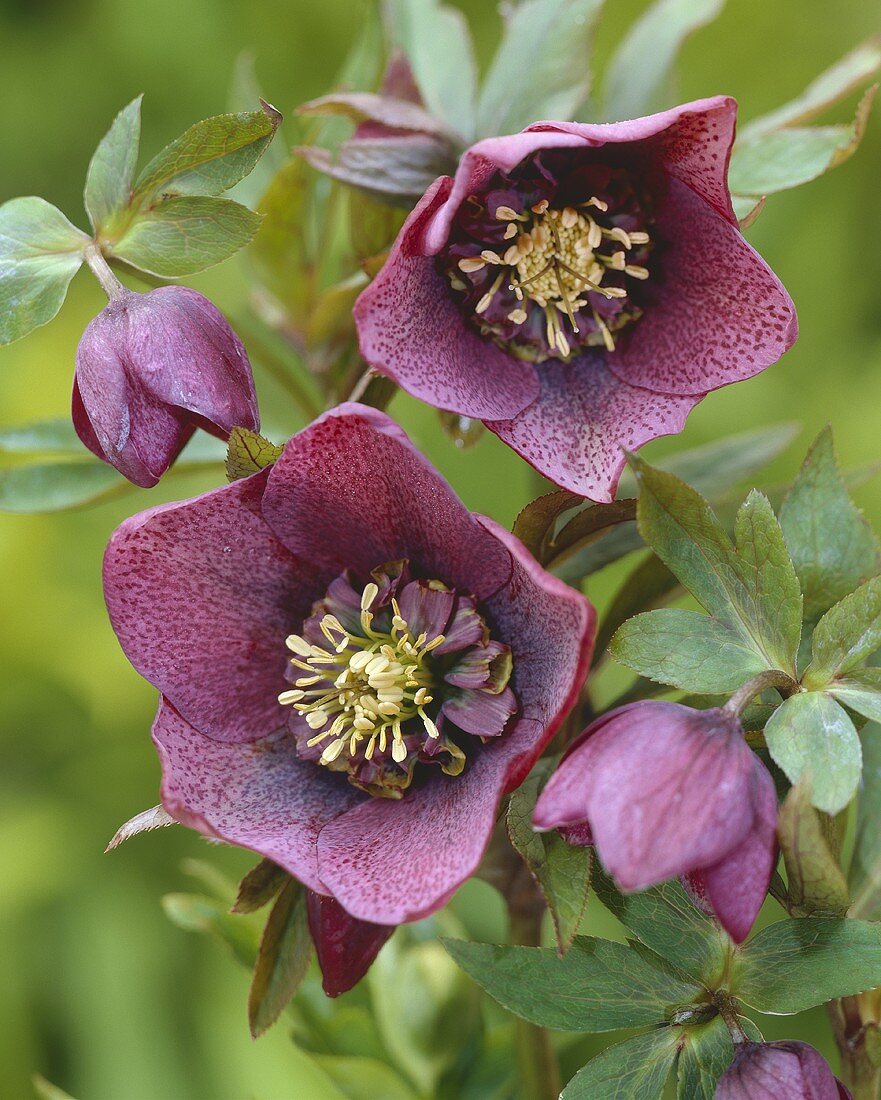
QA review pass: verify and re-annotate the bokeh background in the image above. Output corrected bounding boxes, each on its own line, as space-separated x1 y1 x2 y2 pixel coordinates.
1 0 879 1097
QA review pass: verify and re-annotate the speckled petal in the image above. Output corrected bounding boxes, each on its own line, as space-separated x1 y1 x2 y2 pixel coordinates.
487 353 697 501
104 471 316 742
306 892 394 997
607 178 798 396
261 404 512 599
153 701 361 893
353 179 540 420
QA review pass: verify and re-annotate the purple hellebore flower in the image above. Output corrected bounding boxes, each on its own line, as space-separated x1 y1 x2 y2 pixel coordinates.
73 285 259 488
532 701 778 942
103 404 594 926
716 1041 852 1099
306 891 393 997
354 97 797 502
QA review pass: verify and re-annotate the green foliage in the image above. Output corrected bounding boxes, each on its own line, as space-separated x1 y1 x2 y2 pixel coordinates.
231 858 289 914
0 197 88 346
476 0 604 137
828 668 881 724
804 576 881 686
560 1027 679 1099
850 723 881 920
506 766 591 953
248 879 312 1038
675 1015 734 1100
225 427 284 482
443 936 700 1032
602 0 725 120
776 780 850 917
734 918 881 1014
84 96 143 234
764 691 861 814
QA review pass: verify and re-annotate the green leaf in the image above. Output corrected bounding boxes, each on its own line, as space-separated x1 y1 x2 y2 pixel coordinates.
0 196 88 345
84 96 142 233
225 427 284 482
506 767 591 953
850 722 881 919
805 577 881 687
764 691 861 814
676 1015 734 1100
443 936 700 1032
562 1027 679 1099
162 892 259 970
248 879 311 1038
32 1076 77 1100
248 157 312 322
232 858 288 915
829 668 881 724
111 195 262 277
595 554 679 660
611 608 769 693
735 918 881 1014
0 461 125 513
312 1056 418 1100
603 0 724 120
777 780 849 917
544 498 638 569
0 418 82 454
630 457 799 675
477 0 604 138
729 86 877 197
133 104 282 204
779 426 880 623
299 136 454 206
593 870 730 987
740 36 881 140
384 0 477 141
512 489 582 561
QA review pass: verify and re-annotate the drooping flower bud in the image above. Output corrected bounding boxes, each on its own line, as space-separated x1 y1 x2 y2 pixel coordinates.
306 891 394 996
716 1041 851 1099
73 286 259 487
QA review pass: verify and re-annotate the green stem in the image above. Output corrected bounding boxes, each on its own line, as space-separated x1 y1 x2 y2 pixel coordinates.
722 669 800 719
828 997 881 1099
507 902 560 1100
84 243 127 301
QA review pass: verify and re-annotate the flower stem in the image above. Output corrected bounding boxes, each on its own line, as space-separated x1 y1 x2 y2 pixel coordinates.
84 244 127 302
507 897 560 1100
722 669 800 719
828 996 881 1099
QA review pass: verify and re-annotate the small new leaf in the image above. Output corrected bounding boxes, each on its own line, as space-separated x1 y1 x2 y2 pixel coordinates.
225 427 284 482
829 668 881 724
777 780 849 917
84 96 143 233
231 858 288 915
248 879 311 1038
804 576 881 688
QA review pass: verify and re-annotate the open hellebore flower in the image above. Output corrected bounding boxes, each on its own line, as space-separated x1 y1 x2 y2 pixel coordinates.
355 97 797 501
716 1041 852 1099
533 701 777 941
74 285 259 488
103 405 594 936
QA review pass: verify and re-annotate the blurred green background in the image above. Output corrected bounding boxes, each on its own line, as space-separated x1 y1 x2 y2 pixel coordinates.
1 0 879 1096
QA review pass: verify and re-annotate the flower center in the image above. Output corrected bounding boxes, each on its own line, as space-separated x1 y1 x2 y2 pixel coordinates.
441 158 653 363
280 580 444 769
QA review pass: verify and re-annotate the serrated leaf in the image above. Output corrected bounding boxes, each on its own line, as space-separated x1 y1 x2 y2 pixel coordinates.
0 196 88 345
111 195 261 277
443 936 700 1032
804 576 881 687
133 105 281 204
603 0 724 120
734 918 881 1014
593 869 730 987
105 804 176 852
611 608 769 693
384 0 477 141
232 858 288 915
779 426 880 623
477 0 605 138
562 1027 679 1099
764 691 861 814
506 767 591 952
85 96 142 233
777 780 849 917
676 1014 734 1100
249 879 311 1037
828 668 881 725
730 86 877 197
225 427 284 482
849 722 881 919
0 460 125 513
630 457 799 675
740 36 881 140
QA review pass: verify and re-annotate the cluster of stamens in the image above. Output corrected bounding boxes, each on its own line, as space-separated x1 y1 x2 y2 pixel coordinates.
279 581 444 769
458 196 650 356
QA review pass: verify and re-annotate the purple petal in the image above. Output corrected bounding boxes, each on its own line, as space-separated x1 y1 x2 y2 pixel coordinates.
441 684 518 736
153 701 360 893
306 892 394 997
608 178 797 396
316 719 546 924
486 355 698 502
692 758 778 943
717 1041 845 1100
444 639 512 691
397 580 456 640
261 404 512 599
103 471 315 742
433 596 487 656
353 179 540 420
